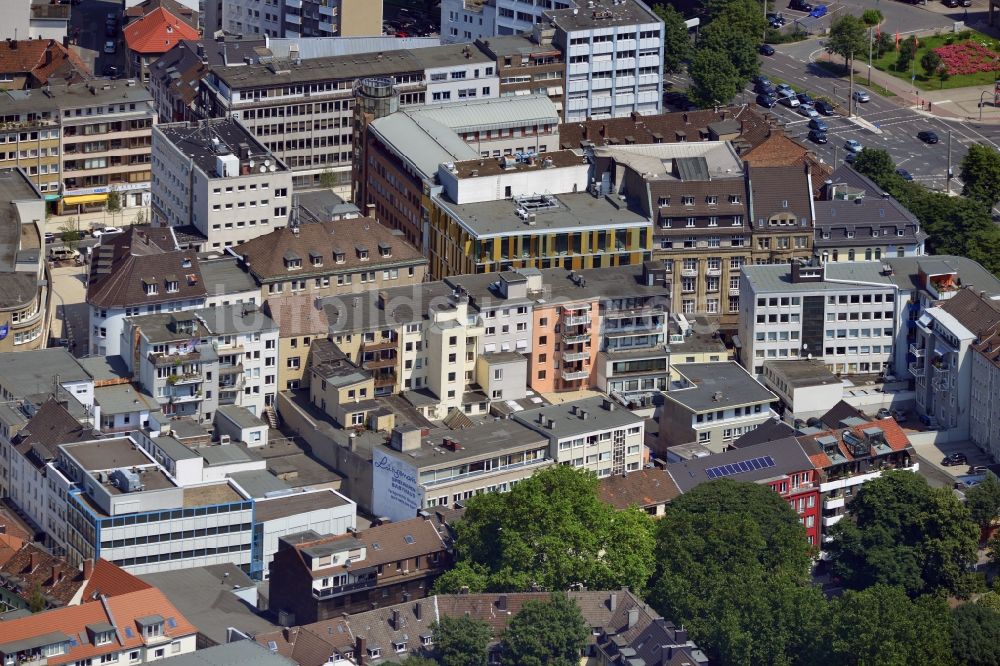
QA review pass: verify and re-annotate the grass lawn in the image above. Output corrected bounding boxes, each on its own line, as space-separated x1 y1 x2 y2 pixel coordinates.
870 31 1000 91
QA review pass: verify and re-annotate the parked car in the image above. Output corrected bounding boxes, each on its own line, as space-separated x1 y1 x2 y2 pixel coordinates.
896 168 914 181
845 152 856 164
876 408 892 419
105 25 116 37
808 129 828 144
917 130 939 144
960 0 972 5
757 83 776 97
808 118 828 131
796 92 814 106
48 247 77 261
776 83 794 95
760 44 775 56
757 93 777 108
789 0 813 11
753 75 773 87
943 0 959 7
814 99 835 115
852 89 871 103
92 226 122 238
797 105 820 118
809 5 828 17
969 465 989 474
104 40 116 54
780 93 800 108
844 138 862 153
103 65 119 77
942 452 968 466
43 232 55 243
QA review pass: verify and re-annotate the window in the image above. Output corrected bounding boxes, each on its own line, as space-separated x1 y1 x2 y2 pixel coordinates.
287 356 300 369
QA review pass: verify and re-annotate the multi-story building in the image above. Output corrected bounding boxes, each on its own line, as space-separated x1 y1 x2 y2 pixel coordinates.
371 422 554 520
0 95 63 200
2 1 70 43
739 260 900 378
123 7 200 84
357 93 561 250
593 142 750 328
151 118 293 250
475 28 566 114
0 587 198 666
658 361 776 454
813 166 926 263
428 150 651 278
87 226 258 357
747 164 815 266
514 396 646 477
547 0 663 122
971 327 1000 460
666 436 821 546
205 0 284 37
796 417 917 539
267 515 451 619
281 0 382 38
122 303 280 422
0 169 48 352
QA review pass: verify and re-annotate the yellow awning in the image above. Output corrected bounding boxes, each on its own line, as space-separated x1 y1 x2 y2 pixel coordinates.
62 193 108 205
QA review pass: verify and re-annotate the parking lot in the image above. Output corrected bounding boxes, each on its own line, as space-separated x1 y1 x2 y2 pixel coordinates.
49 263 89 357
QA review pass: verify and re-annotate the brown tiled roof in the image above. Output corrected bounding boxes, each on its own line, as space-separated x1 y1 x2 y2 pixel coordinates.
80 559 152 601
598 469 680 510
941 288 1000 336
0 533 24 567
13 399 93 466
235 219 426 283
802 417 912 468
264 295 329 338
0 542 85 608
0 500 34 542
87 227 207 309
302 518 446 576
0 39 90 87
743 131 833 197
748 164 814 225
0 588 197 665
649 177 748 218
559 106 773 152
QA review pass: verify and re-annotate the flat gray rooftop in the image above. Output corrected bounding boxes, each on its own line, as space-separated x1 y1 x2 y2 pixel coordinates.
763 359 841 388
213 50 423 89
78 355 132 383
742 261 894 293
514 395 642 439
62 437 155 471
131 303 277 343
1 82 152 114
156 630 291 666
253 488 352 522
380 419 547 470
228 469 290 498
884 255 1000 297
95 383 160 415
545 0 660 31
216 404 266 430
0 348 90 398
667 362 776 413
436 191 649 238
198 255 259 296
196 443 261 466
158 119 286 177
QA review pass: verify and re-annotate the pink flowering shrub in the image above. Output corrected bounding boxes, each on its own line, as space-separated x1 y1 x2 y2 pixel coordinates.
933 41 1000 76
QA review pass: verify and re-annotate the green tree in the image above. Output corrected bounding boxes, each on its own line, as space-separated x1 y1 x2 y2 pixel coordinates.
921 50 942 80
961 144 1000 209
827 471 979 597
829 585 955 666
499 593 588 666
861 8 883 26
700 19 759 82
852 147 899 184
28 584 46 612
649 480 825 664
396 658 438 666
432 615 493 666
59 222 82 253
897 35 918 72
827 14 867 67
132 209 146 227
441 466 656 594
938 65 951 89
977 590 1000 612
965 473 1000 535
688 48 743 108
105 186 121 226
653 4 691 75
431 560 490 594
319 168 337 189
952 603 1000 666
876 31 894 58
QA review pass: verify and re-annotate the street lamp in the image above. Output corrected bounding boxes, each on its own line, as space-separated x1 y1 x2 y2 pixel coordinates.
981 90 991 122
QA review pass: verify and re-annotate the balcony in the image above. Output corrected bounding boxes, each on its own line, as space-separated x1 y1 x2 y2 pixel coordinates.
312 576 376 599
561 368 590 381
219 363 244 375
363 338 397 352
603 305 665 318
909 343 925 357
168 372 202 386
373 373 397 388
563 314 591 326
562 350 590 362
171 392 202 404
908 362 925 378
822 514 844 528
563 333 591 345
706 267 722 276
363 356 397 370
604 322 662 336
824 496 845 511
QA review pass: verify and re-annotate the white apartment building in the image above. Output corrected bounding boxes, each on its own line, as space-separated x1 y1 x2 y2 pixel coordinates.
970 329 1000 461
416 44 500 104
122 303 280 423
739 260 901 378
514 396 645 477
152 118 293 250
440 0 573 42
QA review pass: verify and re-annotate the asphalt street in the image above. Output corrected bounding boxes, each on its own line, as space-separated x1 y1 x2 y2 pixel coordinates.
70 0 127 78
758 50 1000 192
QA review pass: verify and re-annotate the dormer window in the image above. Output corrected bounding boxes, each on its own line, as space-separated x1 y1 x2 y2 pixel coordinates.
729 195 741 204
356 245 369 261
822 231 831 240
781 200 789 208
136 615 164 639
682 196 694 206
334 248 346 264
309 250 323 267
897 229 905 237
367 648 381 659
142 278 158 296
165 276 179 293
846 231 855 238
378 242 392 258
871 230 879 238
706 195 718 205
658 197 670 207
283 251 302 270
393 641 406 653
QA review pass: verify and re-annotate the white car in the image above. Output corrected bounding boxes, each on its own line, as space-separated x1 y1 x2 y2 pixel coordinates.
779 91 800 108
797 105 820 119
844 139 863 153
92 226 122 238
104 40 116 54
852 90 871 103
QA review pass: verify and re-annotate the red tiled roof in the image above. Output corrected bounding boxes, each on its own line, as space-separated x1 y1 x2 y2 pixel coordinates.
124 7 199 55
0 533 25 567
0 39 89 86
805 417 912 467
743 130 833 196
0 588 197 664
0 542 85 608
80 559 152 601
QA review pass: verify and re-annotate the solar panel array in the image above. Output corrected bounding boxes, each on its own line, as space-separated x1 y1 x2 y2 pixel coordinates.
705 455 776 479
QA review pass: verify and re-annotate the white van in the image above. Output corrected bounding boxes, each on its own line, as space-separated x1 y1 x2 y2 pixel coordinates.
49 247 78 261
779 90 800 108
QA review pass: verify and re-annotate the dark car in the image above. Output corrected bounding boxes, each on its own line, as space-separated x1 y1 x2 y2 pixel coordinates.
796 92 814 106
759 44 775 56
896 168 914 181
808 129 828 144
789 0 813 10
756 83 776 96
845 152 856 164
752 75 772 87
808 118 828 131
918 130 939 144
814 99 835 116
943 0 959 7
942 452 968 466
757 93 777 108
103 65 119 77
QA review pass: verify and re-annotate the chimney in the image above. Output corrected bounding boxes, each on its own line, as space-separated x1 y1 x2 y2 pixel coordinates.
414 602 422 620
356 636 366 666
609 592 617 611
30 550 41 571
391 609 401 630
675 628 688 642
51 564 63 584
82 559 94 580
660 646 674 664
497 594 508 611
627 607 639 629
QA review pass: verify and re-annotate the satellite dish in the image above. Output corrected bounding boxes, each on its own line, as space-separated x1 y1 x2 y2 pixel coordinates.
263 159 272 167
259 166 266 173
269 165 276 172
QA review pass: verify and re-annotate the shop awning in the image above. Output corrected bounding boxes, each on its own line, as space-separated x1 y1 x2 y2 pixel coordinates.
62 193 107 206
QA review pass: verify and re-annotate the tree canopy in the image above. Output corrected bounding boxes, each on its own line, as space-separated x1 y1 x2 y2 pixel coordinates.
688 48 743 108
435 466 656 594
827 15 867 64
961 144 1000 209
499 593 588 666
952 602 1000 666
965 473 1000 534
826 471 979 597
649 480 822 665
852 147 897 184
653 4 690 75
431 615 493 666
